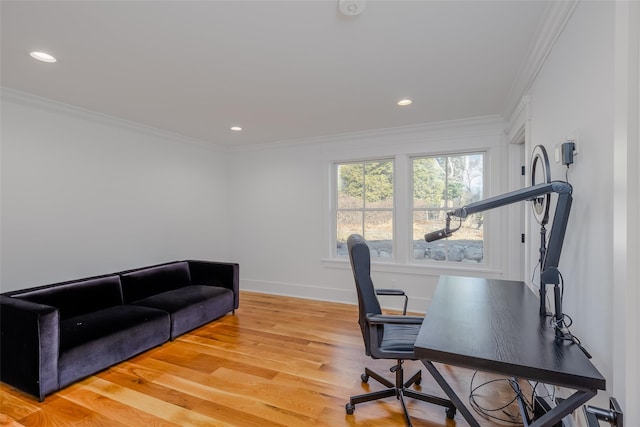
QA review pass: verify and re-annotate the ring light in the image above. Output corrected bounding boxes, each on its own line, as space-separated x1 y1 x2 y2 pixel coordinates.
530 145 551 225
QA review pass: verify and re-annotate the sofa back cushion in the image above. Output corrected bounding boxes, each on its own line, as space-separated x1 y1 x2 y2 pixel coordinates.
119 261 191 303
13 275 123 320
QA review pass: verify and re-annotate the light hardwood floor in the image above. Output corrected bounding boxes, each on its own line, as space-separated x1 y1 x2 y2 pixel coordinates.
1 291 529 426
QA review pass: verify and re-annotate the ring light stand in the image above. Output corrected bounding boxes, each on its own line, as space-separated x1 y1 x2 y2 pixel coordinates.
530 145 552 315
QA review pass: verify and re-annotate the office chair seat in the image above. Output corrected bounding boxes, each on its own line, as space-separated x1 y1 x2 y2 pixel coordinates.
380 324 420 353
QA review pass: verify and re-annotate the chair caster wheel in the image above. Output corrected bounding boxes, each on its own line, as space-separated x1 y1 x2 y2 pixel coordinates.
361 373 369 383
446 407 456 419
345 403 355 415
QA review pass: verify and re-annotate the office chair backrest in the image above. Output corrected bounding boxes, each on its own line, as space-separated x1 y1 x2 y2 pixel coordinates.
347 234 382 356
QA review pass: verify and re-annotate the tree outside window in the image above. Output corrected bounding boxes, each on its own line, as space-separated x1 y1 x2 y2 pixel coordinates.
412 153 484 263
335 160 393 258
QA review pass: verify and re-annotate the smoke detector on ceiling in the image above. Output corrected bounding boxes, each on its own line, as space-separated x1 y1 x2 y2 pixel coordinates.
339 0 366 16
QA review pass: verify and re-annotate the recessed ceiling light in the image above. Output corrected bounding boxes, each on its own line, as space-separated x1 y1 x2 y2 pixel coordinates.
30 51 57 63
230 126 242 131
397 99 413 106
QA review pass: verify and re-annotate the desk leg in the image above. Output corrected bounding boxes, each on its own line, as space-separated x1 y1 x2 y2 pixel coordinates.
530 389 596 427
422 361 481 427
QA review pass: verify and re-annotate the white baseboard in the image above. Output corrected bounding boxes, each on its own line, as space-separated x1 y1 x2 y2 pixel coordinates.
240 279 429 313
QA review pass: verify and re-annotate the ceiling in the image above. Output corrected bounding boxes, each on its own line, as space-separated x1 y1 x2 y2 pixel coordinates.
1 1 551 148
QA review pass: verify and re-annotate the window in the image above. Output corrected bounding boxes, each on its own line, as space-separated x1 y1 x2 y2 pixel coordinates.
412 153 485 263
332 152 485 264
335 159 394 258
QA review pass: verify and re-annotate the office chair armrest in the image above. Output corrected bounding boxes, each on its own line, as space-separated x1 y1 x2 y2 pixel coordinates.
366 313 423 325
375 289 409 314
375 288 405 296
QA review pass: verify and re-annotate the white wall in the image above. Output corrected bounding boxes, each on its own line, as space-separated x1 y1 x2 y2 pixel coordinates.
229 118 512 312
612 0 640 421
526 0 623 406
0 90 231 291
228 141 334 299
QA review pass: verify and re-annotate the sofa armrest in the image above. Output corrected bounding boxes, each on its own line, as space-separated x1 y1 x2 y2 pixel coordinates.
0 295 60 401
186 260 239 310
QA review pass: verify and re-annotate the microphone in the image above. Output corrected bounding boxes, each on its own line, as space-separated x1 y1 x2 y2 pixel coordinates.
424 228 452 242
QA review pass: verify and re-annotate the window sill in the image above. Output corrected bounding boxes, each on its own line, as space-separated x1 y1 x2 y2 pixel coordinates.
321 258 502 276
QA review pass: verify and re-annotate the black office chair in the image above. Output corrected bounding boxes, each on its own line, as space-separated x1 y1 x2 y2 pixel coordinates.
345 234 456 426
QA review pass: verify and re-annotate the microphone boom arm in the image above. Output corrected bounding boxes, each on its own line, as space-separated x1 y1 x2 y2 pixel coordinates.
445 181 573 334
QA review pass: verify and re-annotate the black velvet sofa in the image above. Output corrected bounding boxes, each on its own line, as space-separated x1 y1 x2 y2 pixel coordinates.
0 260 239 401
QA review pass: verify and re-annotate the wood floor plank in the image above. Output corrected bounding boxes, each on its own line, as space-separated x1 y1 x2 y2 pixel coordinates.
150 370 316 426
83 378 225 426
0 383 40 421
17 390 117 427
0 414 24 427
1 291 529 426
62 388 178 427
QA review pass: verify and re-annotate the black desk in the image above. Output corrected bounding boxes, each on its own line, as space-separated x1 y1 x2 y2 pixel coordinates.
414 276 606 427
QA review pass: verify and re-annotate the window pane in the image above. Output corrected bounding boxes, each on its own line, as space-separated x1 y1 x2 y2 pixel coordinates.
412 211 448 241
364 211 393 241
413 214 484 262
447 215 483 263
337 211 363 255
413 157 445 209
413 211 447 260
337 210 363 242
412 152 484 263
446 154 484 207
335 159 394 258
337 163 363 209
364 160 394 208
364 211 393 257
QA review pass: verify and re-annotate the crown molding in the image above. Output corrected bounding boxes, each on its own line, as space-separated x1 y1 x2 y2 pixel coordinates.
1 87 506 155
506 95 530 144
229 115 507 153
503 0 579 122
0 87 226 153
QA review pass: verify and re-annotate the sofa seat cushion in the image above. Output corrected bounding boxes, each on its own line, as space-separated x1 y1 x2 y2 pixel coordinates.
58 305 170 388
131 285 234 339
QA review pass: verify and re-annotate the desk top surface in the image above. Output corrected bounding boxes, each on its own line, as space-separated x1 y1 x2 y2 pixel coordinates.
414 276 606 391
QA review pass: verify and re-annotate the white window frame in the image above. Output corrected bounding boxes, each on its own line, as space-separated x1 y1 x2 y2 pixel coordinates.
331 158 396 260
409 150 487 265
